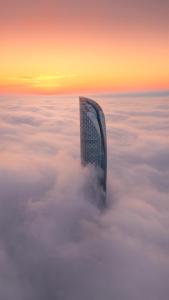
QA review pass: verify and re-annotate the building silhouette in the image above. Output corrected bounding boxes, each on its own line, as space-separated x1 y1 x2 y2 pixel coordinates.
79 97 107 205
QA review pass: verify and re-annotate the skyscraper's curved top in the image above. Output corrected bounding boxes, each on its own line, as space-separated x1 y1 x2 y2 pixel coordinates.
79 97 107 201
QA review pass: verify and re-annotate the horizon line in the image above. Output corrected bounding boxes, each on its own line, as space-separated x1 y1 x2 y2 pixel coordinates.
0 89 169 98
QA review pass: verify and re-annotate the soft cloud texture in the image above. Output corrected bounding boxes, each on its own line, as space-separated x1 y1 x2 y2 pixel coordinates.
0 94 169 299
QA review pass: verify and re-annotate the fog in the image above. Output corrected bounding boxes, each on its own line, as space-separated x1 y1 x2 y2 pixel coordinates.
0 94 169 299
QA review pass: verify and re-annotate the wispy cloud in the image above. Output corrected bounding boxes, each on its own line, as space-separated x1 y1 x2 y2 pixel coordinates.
3 74 77 87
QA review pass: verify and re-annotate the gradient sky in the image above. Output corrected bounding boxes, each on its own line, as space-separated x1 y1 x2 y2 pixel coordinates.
0 0 169 94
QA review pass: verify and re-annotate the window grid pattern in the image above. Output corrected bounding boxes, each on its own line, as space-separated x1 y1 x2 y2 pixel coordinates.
81 111 101 166
80 97 107 195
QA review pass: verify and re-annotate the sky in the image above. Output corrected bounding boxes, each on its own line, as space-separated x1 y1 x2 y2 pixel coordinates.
0 94 169 299
0 0 169 94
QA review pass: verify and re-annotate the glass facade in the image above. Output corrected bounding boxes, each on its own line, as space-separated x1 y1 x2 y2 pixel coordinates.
79 97 107 198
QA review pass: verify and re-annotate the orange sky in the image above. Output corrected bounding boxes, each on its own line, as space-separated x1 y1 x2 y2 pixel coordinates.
0 0 169 95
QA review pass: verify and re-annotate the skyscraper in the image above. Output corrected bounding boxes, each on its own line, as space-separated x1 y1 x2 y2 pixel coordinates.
79 97 107 205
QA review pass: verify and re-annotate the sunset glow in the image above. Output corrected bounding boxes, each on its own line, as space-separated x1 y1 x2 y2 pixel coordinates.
0 0 169 94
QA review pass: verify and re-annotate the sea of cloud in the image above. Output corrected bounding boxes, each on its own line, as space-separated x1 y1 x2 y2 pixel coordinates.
0 94 169 300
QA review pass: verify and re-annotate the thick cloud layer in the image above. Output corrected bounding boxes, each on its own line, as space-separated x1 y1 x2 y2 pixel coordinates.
0 94 169 300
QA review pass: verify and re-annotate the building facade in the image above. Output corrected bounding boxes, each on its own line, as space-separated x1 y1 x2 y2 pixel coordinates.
79 97 107 202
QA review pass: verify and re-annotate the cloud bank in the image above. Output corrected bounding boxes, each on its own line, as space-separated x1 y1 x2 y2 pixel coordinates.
0 94 169 300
